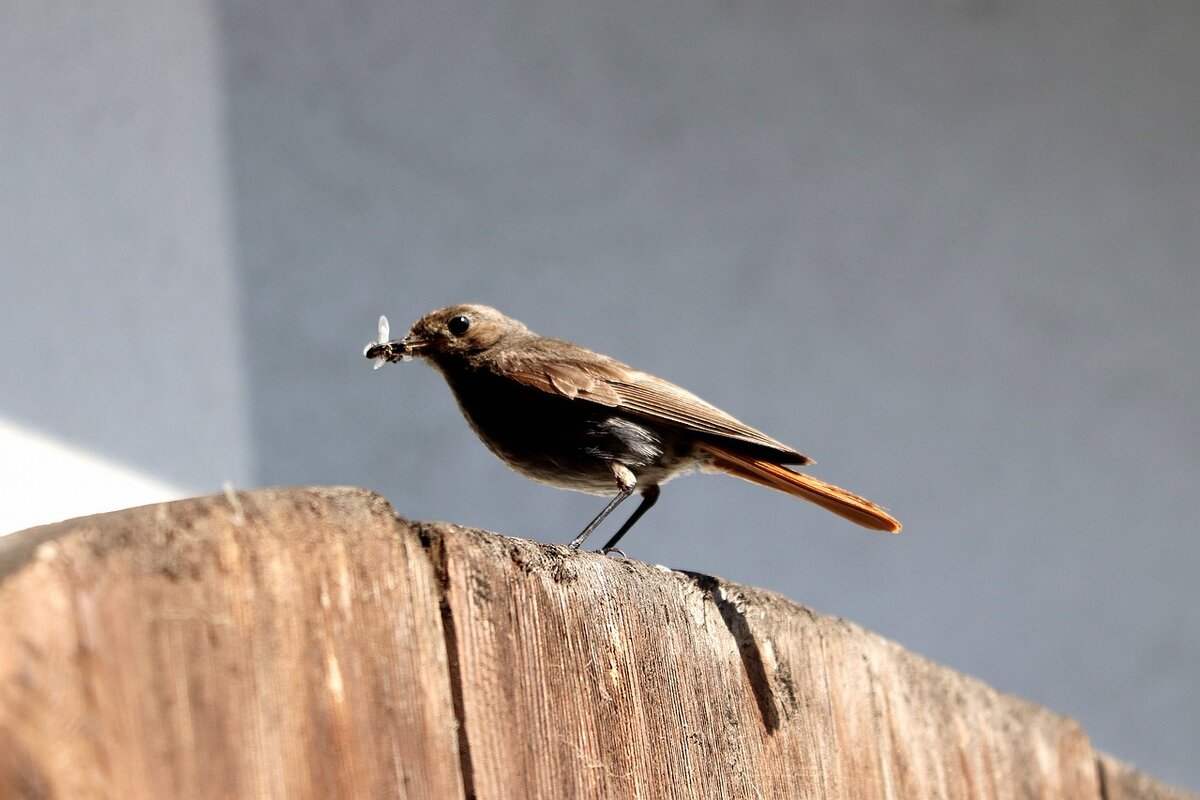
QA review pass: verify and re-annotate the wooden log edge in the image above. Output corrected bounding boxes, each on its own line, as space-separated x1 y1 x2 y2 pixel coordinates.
0 487 1193 800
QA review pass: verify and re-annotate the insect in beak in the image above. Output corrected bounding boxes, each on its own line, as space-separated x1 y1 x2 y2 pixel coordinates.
365 315 426 367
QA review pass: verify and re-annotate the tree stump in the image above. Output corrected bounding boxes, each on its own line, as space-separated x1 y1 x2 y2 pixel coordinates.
0 487 1192 799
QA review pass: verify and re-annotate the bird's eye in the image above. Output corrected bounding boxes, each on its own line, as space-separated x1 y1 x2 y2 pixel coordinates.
447 314 471 336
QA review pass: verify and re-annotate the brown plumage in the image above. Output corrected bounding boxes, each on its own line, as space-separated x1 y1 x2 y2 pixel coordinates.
365 304 900 551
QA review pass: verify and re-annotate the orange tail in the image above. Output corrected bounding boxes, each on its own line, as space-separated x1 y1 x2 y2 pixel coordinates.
697 443 901 533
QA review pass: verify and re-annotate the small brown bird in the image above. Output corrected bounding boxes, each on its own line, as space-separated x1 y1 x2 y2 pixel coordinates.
365 305 900 552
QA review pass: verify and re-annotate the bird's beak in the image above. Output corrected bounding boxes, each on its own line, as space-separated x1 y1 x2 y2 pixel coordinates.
364 335 428 368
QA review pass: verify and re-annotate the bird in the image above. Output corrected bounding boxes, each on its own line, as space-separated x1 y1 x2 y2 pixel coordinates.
364 304 900 552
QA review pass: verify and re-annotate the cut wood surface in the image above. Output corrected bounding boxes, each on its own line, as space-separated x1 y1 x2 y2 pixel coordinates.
0 487 1192 800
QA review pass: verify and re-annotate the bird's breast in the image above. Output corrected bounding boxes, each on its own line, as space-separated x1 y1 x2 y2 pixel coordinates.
438 366 696 493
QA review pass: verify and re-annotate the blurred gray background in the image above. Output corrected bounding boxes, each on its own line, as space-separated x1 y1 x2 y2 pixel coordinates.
4 0 1198 788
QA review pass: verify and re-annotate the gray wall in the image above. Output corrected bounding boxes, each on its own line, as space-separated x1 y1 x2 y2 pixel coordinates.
6 0 1199 789
1 0 251 489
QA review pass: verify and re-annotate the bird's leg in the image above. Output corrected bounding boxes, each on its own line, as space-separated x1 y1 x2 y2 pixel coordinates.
568 464 637 550
567 490 629 550
600 484 660 554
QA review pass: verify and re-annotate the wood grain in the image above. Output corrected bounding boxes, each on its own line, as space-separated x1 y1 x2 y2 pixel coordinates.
0 487 1192 799
429 524 1101 800
1099 756 1197 800
0 488 463 800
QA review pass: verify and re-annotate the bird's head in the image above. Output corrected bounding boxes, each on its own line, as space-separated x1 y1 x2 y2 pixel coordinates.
364 304 527 367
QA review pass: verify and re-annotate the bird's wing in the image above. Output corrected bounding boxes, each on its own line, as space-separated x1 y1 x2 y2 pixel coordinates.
495 339 810 464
